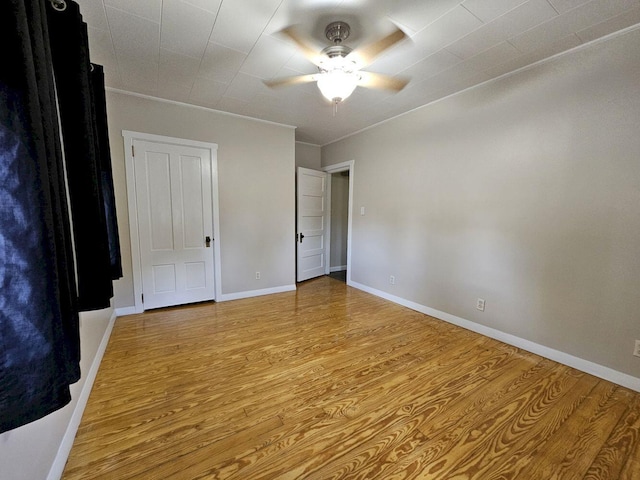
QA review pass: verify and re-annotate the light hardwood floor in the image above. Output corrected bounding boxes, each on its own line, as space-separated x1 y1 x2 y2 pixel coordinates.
64 276 640 479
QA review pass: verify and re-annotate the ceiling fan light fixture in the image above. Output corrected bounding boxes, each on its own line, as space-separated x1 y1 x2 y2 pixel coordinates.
317 70 359 103
266 21 409 112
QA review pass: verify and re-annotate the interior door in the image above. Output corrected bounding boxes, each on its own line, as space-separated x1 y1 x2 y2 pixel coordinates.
297 167 328 282
134 139 215 309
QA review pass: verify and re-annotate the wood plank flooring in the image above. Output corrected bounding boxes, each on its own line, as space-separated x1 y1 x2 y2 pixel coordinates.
63 276 640 479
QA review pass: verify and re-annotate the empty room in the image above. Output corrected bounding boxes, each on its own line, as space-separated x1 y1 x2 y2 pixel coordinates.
1 0 639 479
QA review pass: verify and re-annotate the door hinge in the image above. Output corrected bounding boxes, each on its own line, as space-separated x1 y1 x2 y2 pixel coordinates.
132 145 135 157
141 293 144 303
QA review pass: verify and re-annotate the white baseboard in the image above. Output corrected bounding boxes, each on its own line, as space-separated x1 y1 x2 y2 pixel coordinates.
330 265 347 272
115 286 299 312
114 306 138 316
47 310 117 480
349 280 640 393
218 284 297 302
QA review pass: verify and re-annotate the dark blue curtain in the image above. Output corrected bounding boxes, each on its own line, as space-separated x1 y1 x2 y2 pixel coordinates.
91 64 123 280
46 1 118 310
1 0 80 433
1 0 121 433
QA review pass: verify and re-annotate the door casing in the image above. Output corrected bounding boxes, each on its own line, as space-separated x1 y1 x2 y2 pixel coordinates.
323 160 354 286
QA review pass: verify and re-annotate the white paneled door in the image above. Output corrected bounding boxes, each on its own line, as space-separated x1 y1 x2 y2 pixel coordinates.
134 139 215 309
297 167 328 282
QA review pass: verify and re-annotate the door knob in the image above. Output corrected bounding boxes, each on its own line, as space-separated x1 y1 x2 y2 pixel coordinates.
205 236 211 247
299 233 304 243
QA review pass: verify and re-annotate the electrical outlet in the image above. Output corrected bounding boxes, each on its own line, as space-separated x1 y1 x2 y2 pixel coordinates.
634 340 640 358
256 271 261 280
476 298 485 311
389 275 395 285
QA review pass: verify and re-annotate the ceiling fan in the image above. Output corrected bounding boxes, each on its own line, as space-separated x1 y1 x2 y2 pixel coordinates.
265 21 409 108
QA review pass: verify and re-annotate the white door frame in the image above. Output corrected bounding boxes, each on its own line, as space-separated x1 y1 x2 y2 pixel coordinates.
123 130 222 313
322 160 354 286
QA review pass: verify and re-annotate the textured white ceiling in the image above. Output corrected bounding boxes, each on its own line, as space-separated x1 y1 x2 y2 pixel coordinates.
76 0 640 145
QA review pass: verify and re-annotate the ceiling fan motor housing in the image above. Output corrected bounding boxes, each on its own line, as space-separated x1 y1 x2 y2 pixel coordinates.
321 45 353 60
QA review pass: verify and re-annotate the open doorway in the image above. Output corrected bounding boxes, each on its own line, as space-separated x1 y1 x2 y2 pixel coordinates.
328 171 349 282
323 160 354 285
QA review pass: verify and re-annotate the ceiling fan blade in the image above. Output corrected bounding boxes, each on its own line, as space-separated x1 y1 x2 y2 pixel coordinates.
264 74 318 89
279 26 323 66
358 71 408 92
348 28 407 67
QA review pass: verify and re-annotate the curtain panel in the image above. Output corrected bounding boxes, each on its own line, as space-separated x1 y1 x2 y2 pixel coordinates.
1 0 120 433
91 64 123 281
46 1 117 310
1 0 80 433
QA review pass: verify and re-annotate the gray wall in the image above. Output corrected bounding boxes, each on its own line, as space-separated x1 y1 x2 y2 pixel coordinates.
0 308 113 480
295 142 321 169
322 28 640 379
106 92 296 307
330 172 349 269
